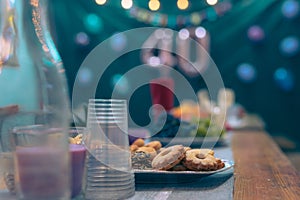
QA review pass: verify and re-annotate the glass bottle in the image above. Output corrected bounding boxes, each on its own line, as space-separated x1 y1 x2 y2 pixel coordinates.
0 0 71 199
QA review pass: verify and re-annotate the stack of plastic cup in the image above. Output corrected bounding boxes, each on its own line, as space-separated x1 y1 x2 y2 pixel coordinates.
84 99 135 200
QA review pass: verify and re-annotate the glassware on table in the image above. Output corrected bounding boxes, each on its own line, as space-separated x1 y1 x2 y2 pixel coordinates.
0 0 71 197
69 127 87 199
197 89 212 118
11 125 70 200
217 88 235 111
84 99 135 200
214 88 235 127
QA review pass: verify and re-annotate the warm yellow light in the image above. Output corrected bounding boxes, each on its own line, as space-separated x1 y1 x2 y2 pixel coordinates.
149 0 160 11
95 0 107 5
121 0 133 9
177 0 189 10
206 0 218 6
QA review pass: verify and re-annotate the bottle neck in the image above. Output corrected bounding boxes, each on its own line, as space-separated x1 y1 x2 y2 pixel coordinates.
0 0 61 69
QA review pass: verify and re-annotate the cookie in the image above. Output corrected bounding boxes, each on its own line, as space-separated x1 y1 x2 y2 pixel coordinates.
156 147 165 154
130 144 139 152
151 145 185 170
132 138 145 147
145 141 162 151
183 149 224 171
136 146 157 160
184 146 192 152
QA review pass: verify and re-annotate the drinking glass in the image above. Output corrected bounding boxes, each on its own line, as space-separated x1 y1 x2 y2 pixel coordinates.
11 125 70 200
84 99 135 200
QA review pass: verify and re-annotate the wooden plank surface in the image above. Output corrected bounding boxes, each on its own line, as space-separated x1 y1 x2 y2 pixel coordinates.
232 131 300 200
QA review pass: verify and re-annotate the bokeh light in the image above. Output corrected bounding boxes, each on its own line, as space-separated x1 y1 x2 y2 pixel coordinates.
195 26 206 39
178 28 190 40
121 0 133 9
84 14 103 34
274 68 294 91
77 67 93 85
95 0 107 5
75 32 90 46
247 25 265 42
177 0 189 10
110 32 127 51
154 29 164 39
206 0 218 6
149 0 160 11
190 13 202 25
279 36 300 57
281 0 299 19
111 74 130 94
148 56 161 67
162 29 173 39
237 63 257 83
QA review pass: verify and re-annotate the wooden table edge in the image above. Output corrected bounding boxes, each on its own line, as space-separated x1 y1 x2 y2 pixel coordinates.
232 130 300 200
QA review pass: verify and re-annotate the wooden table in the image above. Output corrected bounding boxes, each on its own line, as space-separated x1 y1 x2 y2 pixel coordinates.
1 130 300 199
232 130 300 200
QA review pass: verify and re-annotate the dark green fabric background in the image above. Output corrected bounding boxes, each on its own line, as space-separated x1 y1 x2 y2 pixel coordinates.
50 0 300 140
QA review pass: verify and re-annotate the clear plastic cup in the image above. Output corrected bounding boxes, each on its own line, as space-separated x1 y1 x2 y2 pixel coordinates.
84 99 135 200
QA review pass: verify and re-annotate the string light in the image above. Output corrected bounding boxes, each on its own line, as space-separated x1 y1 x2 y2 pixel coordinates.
127 1 232 27
121 0 133 9
178 29 190 40
149 0 160 11
95 0 107 5
206 0 218 6
177 0 189 10
195 26 206 38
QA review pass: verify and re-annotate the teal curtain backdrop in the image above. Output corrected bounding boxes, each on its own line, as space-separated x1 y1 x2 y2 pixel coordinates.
49 0 300 140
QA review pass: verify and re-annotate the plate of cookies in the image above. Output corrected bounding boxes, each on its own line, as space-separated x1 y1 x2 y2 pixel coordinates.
130 139 234 183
